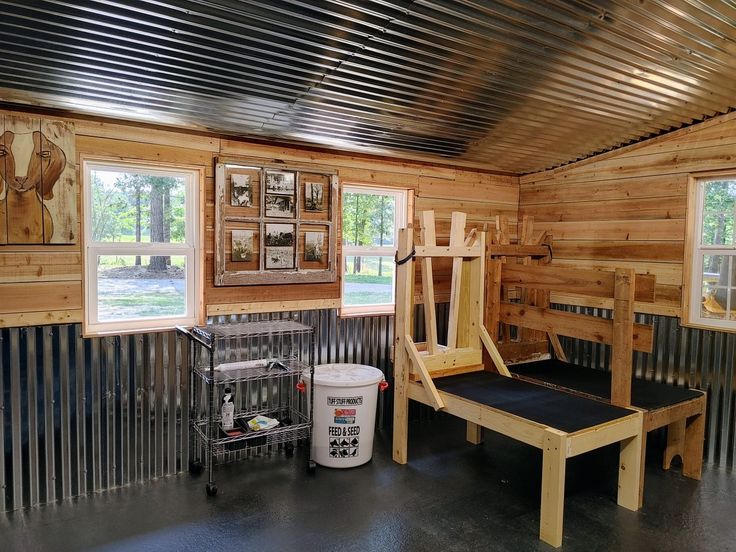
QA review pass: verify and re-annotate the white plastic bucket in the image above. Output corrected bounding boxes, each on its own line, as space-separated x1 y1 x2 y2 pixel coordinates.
303 364 385 468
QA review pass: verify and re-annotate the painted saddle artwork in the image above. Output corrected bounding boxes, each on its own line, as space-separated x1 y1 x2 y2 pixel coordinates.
0 115 77 244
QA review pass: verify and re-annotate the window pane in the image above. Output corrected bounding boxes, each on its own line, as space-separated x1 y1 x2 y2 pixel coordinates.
342 192 396 247
97 255 187 321
701 180 736 246
90 169 187 244
700 255 736 320
343 255 394 307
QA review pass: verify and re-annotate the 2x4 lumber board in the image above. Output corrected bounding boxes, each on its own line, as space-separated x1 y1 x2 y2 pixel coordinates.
552 241 684 263
567 414 640 457
206 298 341 316
643 394 706 431
617 414 645 512
488 245 550 257
539 219 685 241
409 363 484 380
520 196 686 222
549 292 680 317
406 337 445 411
484 259 503 341
479 326 511 377
0 309 83 328
611 269 636 407
499 302 654 353
683 409 706 480
497 341 549 362
519 174 687 205
406 382 546 448
392 227 415 465
420 347 482 372
466 421 484 444
548 334 568 362
414 245 482 257
540 429 567 548
420 211 439 355
446 212 467 349
501 265 656 303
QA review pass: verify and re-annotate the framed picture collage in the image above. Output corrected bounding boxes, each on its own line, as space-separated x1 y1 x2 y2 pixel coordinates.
214 161 337 285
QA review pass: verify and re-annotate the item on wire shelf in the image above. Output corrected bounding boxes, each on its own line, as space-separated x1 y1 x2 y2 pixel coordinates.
247 415 280 431
221 387 235 431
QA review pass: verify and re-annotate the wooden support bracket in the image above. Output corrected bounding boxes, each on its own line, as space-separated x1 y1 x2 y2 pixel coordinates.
479 325 511 377
405 336 445 410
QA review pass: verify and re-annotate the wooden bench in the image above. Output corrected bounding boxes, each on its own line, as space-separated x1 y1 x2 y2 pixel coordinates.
393 211 646 548
484 227 706 493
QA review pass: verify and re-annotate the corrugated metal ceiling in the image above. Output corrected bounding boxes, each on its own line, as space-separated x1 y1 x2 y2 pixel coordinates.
0 0 734 173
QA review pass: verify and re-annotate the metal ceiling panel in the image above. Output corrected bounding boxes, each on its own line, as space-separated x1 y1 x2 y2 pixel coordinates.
0 0 734 173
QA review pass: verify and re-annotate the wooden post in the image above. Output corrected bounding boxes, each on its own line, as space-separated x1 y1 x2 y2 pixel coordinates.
420 211 439 354
617 411 644 511
392 226 414 464
540 429 567 548
612 268 635 407
683 406 706 480
663 418 685 470
466 422 483 445
447 212 467 349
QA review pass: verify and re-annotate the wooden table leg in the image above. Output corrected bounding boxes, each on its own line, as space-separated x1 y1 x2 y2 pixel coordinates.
466 421 483 444
540 429 567 548
663 418 685 470
683 401 706 480
618 412 644 511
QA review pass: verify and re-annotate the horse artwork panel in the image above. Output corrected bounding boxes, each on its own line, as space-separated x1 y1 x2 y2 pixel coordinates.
0 115 76 244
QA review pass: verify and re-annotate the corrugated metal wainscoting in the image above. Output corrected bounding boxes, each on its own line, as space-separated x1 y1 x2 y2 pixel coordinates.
557 306 735 470
0 307 447 512
4 305 732 511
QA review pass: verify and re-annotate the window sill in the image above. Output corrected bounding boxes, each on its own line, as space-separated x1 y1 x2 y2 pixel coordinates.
83 321 195 338
339 306 395 319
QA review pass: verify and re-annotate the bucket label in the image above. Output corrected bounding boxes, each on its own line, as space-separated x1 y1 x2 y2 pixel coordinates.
329 433 360 459
327 396 363 406
334 408 356 424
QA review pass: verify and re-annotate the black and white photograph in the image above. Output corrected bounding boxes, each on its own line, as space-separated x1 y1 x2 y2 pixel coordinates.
304 182 325 211
305 231 324 261
265 247 294 269
265 223 294 247
231 230 254 262
230 174 252 207
265 194 294 218
265 171 295 195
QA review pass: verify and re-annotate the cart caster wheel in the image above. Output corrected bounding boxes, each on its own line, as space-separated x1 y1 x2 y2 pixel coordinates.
206 483 218 496
307 460 317 475
189 460 204 475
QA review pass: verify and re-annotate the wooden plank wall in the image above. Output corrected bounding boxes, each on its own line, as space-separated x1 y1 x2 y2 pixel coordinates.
0 108 518 327
520 111 736 317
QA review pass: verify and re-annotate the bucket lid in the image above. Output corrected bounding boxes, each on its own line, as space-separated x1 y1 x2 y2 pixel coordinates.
303 364 384 387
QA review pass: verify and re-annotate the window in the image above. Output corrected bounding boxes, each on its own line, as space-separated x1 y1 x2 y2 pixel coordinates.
341 185 407 315
83 161 200 334
684 173 736 330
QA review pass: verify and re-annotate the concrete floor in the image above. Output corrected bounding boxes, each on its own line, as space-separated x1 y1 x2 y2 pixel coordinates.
1 415 734 552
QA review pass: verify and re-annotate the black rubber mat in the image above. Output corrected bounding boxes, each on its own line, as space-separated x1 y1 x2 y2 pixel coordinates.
511 359 703 410
434 371 633 433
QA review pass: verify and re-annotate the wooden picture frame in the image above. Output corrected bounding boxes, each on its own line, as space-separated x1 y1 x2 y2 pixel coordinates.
214 160 338 285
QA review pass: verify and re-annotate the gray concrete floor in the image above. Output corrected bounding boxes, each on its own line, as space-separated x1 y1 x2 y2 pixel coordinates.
1 415 734 552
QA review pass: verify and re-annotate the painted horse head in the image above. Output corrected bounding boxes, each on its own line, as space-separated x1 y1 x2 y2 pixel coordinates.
0 130 66 199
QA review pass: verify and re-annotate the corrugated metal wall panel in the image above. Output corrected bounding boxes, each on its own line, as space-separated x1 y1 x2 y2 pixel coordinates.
3 305 732 511
558 305 735 469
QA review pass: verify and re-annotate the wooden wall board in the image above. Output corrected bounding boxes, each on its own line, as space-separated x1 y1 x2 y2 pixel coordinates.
520 111 736 317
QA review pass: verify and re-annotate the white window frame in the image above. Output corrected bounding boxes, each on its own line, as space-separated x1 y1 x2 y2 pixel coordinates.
683 171 736 331
83 160 200 335
341 185 408 316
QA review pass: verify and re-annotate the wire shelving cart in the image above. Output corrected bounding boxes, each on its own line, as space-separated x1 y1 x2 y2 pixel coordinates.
177 319 316 496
